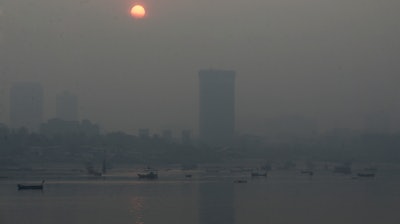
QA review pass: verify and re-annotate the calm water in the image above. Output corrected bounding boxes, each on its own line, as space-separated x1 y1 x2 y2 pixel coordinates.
1 170 400 224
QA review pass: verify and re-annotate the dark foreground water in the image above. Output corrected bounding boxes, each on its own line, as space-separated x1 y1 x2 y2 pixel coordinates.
1 170 400 224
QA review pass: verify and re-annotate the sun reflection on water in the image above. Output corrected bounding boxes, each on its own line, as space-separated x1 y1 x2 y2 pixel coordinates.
131 197 145 224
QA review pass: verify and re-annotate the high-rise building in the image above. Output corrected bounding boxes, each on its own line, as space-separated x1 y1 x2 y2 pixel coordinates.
56 91 78 121
10 82 43 132
198 69 235 146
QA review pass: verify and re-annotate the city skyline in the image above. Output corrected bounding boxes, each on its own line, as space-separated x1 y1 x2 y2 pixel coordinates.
1 73 397 137
1 0 400 135
1 1 399 224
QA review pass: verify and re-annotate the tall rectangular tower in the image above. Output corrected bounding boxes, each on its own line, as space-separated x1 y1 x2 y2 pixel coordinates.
199 69 235 146
56 91 78 121
10 82 43 132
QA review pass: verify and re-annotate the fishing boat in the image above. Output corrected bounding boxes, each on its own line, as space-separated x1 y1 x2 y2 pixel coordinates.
85 163 102 177
137 171 158 179
251 172 267 177
17 180 45 190
234 180 247 183
301 170 314 176
357 173 375 178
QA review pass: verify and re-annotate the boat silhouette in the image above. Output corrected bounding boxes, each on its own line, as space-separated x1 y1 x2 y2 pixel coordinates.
137 171 158 179
357 173 375 177
301 170 314 176
251 172 267 177
18 180 45 190
234 180 247 183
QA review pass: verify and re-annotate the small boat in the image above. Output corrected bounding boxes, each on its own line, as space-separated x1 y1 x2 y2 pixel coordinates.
85 163 102 177
357 173 375 178
234 180 247 183
301 170 314 176
185 174 192 178
137 171 158 179
251 172 267 177
18 180 45 190
261 164 272 171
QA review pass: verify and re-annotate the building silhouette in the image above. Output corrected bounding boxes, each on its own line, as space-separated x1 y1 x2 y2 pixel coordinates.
56 91 78 121
162 129 173 142
40 118 99 137
10 82 44 132
198 69 235 146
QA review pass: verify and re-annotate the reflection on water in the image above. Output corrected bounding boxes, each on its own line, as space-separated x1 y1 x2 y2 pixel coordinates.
1 171 400 224
131 197 145 224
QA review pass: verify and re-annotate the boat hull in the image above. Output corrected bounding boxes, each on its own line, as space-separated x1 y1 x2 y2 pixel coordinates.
357 173 375 177
17 184 43 190
137 172 158 179
251 172 267 177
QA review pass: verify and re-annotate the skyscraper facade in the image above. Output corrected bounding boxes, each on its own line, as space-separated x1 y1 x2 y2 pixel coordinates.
198 69 235 146
10 82 43 132
56 91 78 121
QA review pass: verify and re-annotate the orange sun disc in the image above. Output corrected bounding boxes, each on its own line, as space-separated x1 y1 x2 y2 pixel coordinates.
130 5 146 19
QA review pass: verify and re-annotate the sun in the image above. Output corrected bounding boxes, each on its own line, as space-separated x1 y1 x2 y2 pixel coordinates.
130 5 146 19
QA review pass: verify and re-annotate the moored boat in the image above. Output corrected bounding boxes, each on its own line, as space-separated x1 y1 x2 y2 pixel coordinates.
17 180 45 190
251 172 267 177
234 180 247 183
301 170 314 176
137 171 158 179
357 173 375 177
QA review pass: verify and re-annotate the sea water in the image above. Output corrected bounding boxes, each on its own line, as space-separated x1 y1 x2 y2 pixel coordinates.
1 170 399 224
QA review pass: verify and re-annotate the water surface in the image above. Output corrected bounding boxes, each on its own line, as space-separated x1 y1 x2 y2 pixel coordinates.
1 170 399 224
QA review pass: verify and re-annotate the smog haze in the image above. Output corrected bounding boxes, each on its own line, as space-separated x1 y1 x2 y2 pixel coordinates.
1 0 400 135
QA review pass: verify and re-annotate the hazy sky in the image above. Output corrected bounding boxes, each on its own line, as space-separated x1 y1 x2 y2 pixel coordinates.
1 0 400 135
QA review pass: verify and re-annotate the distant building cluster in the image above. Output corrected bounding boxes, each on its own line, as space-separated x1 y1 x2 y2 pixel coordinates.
7 68 238 145
137 128 192 145
40 118 99 137
9 81 80 132
162 129 173 142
